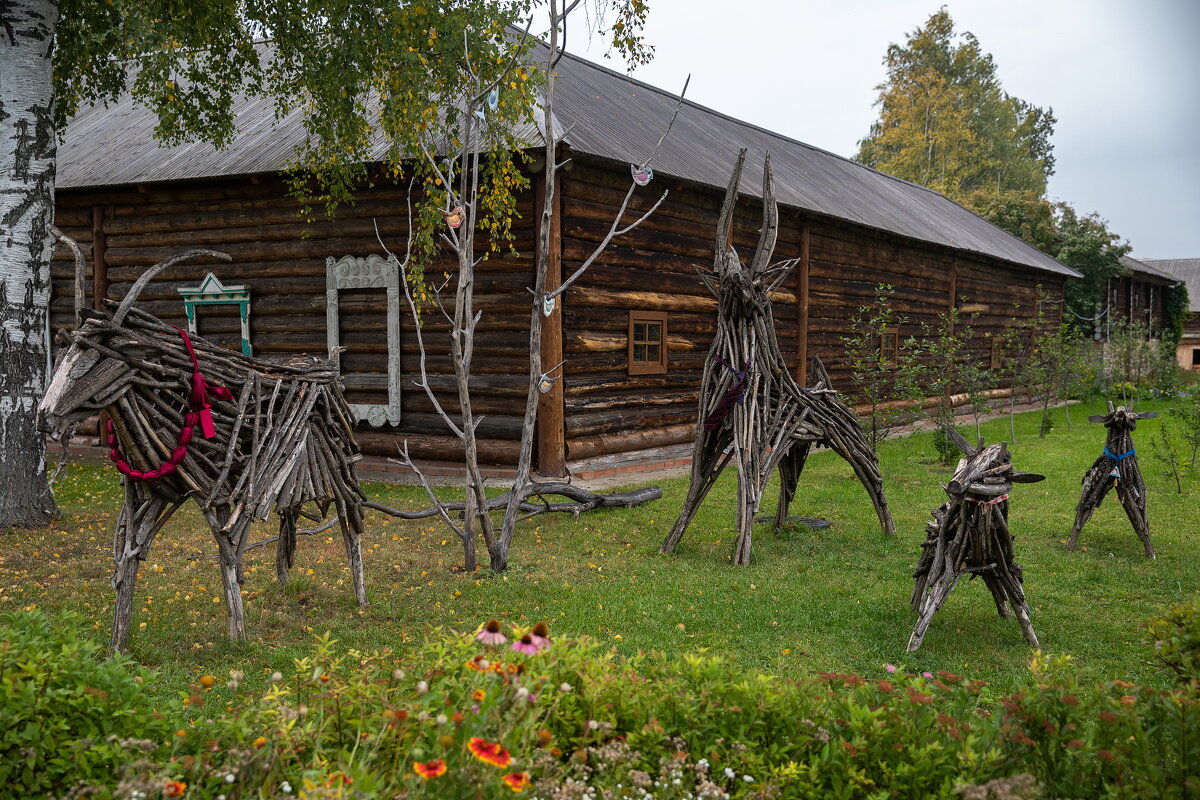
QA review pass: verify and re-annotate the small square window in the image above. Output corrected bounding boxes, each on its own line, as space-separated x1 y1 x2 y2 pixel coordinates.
629 311 668 375
879 326 898 368
1192 348 1200 367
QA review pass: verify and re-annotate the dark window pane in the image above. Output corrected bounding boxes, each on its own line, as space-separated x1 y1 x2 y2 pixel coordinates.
645 344 660 362
644 322 661 343
633 322 646 340
633 344 647 362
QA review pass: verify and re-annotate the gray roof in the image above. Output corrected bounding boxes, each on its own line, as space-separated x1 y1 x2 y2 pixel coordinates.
58 42 1078 279
1120 255 1181 285
1142 258 1200 312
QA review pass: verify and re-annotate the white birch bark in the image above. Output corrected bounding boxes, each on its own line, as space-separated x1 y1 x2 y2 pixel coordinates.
0 0 59 527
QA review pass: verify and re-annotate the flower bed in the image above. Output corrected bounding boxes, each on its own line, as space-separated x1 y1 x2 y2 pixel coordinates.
2 606 1197 799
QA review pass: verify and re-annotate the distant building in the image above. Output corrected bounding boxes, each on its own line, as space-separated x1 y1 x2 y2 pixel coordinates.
1140 259 1200 370
1107 256 1179 340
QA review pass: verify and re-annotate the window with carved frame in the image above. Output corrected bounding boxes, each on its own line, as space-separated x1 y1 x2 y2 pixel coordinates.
628 311 668 375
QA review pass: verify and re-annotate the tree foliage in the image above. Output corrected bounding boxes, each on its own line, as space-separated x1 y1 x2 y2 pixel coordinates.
856 8 1056 207
1053 204 1130 336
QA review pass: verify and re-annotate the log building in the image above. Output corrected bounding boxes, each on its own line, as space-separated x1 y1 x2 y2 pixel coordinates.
1108 256 1179 340
52 48 1079 478
1142 258 1200 370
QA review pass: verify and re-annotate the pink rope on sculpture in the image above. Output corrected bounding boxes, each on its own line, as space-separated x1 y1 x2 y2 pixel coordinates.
106 326 233 483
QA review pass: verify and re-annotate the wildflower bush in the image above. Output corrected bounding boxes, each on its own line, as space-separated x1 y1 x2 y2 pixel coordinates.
5 608 1199 799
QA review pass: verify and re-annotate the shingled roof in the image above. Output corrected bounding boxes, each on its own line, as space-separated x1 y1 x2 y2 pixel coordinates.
1120 255 1181 285
57 42 1077 279
1142 258 1200 312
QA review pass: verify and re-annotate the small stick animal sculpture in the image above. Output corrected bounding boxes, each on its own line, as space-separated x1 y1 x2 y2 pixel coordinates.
1068 402 1156 558
39 250 368 653
908 429 1044 652
660 150 894 566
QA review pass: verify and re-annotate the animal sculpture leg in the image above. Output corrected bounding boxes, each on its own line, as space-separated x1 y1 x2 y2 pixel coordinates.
108 487 172 653
1116 483 1155 558
275 510 297 585
199 505 247 642
340 515 369 608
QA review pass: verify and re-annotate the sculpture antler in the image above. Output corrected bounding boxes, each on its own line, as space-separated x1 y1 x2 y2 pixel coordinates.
111 249 231 325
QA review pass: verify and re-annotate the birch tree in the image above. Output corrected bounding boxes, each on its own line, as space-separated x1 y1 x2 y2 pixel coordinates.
0 0 59 527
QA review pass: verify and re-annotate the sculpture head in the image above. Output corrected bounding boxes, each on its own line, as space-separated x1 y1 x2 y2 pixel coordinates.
38 249 230 438
942 427 1045 501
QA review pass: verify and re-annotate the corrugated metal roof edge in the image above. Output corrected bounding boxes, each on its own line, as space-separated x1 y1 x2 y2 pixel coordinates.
551 49 1078 280
567 148 1081 282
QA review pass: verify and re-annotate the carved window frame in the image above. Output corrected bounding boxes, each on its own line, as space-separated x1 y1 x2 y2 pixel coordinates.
628 310 668 375
326 254 401 427
178 273 252 356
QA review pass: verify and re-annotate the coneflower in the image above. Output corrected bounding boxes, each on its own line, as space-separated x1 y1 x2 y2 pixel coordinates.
476 619 507 646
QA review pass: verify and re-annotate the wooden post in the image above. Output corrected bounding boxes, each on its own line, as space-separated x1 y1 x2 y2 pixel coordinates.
795 223 810 385
91 205 108 309
535 169 566 476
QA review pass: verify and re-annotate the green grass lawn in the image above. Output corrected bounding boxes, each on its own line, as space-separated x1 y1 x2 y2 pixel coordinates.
3 399 1196 704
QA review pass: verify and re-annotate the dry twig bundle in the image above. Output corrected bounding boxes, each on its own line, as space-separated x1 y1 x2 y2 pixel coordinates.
1068 402 1156 558
40 250 367 653
908 429 1044 651
660 150 894 566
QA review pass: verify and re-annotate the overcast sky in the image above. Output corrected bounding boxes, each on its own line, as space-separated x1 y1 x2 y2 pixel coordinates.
567 0 1200 260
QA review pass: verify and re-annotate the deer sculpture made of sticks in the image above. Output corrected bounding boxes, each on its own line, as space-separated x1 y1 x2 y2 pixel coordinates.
1068 402 1156 558
39 250 368 653
660 150 894 566
908 429 1044 652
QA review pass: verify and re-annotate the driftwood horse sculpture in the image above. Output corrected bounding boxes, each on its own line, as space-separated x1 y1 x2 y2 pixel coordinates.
908 429 1044 651
1068 403 1156 558
660 150 894 566
39 251 368 652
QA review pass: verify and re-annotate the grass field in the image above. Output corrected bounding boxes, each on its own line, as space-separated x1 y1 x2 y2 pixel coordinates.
2 399 1196 704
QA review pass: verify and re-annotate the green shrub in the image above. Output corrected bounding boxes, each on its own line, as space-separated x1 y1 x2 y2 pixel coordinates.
1147 594 1200 685
0 610 176 796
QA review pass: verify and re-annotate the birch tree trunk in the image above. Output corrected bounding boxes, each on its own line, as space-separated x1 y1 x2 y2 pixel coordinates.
0 0 59 528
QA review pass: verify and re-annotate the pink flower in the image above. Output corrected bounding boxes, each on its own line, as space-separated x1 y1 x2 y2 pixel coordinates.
529 621 552 650
922 671 934 679
511 634 539 655
885 664 897 674
476 620 507 646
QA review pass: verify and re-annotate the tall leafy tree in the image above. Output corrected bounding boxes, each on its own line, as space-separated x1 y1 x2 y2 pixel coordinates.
856 8 1056 215
0 0 646 527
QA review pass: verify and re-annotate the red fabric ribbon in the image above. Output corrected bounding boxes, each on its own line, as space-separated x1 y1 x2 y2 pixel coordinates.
175 325 233 439
106 327 232 483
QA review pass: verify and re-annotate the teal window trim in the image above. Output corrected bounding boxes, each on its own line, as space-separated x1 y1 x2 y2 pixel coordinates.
177 273 253 357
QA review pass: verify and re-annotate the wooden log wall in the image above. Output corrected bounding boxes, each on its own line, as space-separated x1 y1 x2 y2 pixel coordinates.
53 174 539 464
54 158 1071 469
559 155 1066 464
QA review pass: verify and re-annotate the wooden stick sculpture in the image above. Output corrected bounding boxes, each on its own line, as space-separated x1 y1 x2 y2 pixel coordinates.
660 150 894 566
1068 402 1156 558
908 429 1044 652
39 250 368 653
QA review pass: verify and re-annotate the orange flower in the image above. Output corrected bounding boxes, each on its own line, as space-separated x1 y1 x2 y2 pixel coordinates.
502 772 532 792
163 781 187 797
324 773 353 788
473 689 486 702
413 759 447 780
468 737 512 768
198 675 215 689
253 736 266 749
535 729 553 748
